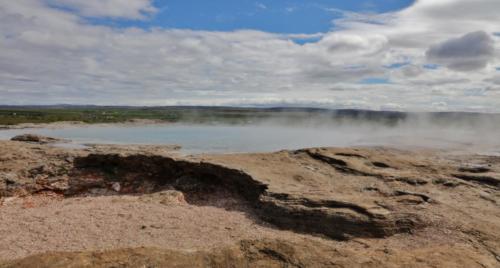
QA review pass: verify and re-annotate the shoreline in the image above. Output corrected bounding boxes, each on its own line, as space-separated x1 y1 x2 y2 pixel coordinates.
0 119 175 130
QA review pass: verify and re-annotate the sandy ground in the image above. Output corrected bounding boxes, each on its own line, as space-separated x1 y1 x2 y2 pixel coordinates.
0 192 314 261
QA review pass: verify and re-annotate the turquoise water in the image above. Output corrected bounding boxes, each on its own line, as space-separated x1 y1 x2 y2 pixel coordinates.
0 124 367 153
0 123 498 154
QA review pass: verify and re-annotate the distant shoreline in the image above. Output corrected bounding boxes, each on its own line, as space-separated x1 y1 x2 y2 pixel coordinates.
0 119 172 130
2 106 500 127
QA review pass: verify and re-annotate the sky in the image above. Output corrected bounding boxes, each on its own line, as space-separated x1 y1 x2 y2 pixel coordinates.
0 0 499 112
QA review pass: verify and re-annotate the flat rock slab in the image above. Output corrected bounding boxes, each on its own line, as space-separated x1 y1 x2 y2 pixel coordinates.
10 134 66 144
0 141 499 267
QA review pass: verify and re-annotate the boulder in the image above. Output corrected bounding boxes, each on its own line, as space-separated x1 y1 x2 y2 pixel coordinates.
11 134 63 144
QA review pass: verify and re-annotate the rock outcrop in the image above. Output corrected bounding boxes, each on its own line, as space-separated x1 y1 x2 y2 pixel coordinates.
10 134 63 144
0 141 499 267
4 238 495 268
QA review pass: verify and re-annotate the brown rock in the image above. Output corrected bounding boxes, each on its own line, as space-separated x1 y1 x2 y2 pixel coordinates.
10 134 63 144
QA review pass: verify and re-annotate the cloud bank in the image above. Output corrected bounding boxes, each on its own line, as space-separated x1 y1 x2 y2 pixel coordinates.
0 0 499 112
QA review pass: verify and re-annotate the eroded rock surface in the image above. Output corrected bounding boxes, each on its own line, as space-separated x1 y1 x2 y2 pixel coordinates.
0 141 499 267
10 134 64 144
4 239 496 268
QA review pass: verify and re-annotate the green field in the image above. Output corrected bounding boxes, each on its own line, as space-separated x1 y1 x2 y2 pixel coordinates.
2 106 491 127
0 106 329 125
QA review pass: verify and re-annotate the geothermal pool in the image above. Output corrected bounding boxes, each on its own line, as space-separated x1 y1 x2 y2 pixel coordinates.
0 123 499 154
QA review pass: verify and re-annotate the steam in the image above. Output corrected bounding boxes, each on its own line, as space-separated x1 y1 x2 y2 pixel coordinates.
246 111 500 154
1 111 499 154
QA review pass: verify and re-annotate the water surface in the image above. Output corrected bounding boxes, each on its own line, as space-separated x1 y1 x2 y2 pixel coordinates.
0 123 499 154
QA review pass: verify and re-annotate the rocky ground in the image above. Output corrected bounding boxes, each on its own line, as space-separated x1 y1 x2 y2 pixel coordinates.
0 137 499 267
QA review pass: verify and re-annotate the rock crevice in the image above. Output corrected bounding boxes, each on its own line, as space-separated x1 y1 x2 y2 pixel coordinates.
67 153 424 240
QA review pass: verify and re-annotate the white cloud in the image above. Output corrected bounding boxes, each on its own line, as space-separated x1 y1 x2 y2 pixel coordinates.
0 0 499 112
318 33 388 56
45 0 157 19
255 2 267 10
400 65 424 78
485 76 500 85
426 31 495 71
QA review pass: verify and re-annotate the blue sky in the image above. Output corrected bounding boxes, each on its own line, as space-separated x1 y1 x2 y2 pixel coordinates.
93 0 415 34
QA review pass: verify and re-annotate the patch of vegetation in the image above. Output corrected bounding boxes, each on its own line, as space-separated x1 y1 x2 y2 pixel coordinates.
0 107 178 125
0 106 412 126
0 106 328 125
